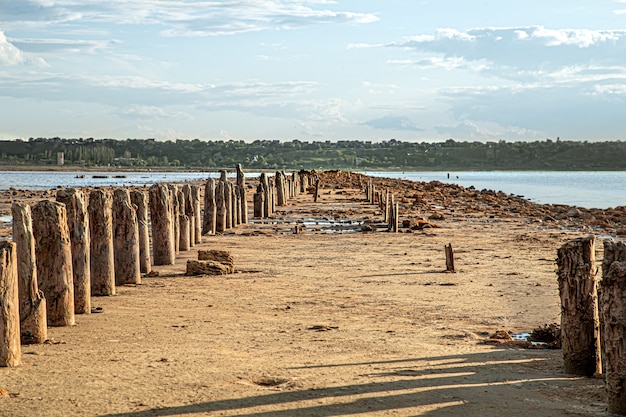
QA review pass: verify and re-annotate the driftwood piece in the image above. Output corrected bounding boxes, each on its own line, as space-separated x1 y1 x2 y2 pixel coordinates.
32 200 75 327
149 184 175 265
11 203 47 344
198 250 234 273
0 241 21 367
185 260 230 276
557 236 600 377
236 164 248 224
130 190 151 274
56 188 91 314
202 178 217 235
600 240 626 415
89 189 116 296
112 188 141 285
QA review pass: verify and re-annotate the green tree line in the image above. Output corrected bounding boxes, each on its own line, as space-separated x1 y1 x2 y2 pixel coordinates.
0 137 625 170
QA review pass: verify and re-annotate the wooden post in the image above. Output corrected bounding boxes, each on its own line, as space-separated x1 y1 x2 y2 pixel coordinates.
181 186 194 247
261 173 271 218
224 181 232 229
56 188 90 314
254 187 265 218
192 185 202 243
557 236 600 377
236 164 248 224
11 203 47 344
0 241 21 367
601 240 626 415
168 185 180 255
215 180 227 233
88 189 115 296
32 200 75 327
130 190 151 274
149 184 175 266
445 243 455 272
234 185 242 225
179 214 190 251
314 177 320 203
202 178 217 235
230 183 237 227
112 188 141 285
276 171 286 206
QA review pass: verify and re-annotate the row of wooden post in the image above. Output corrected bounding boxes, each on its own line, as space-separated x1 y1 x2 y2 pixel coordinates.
557 237 626 415
253 170 303 218
0 165 257 367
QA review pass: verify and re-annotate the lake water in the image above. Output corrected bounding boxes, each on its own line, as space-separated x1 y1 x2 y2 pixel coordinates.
365 171 625 209
0 170 624 210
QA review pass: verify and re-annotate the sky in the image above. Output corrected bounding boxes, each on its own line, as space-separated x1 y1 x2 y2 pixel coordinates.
1 1 626 142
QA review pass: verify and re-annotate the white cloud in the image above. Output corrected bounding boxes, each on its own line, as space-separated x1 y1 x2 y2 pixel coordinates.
0 30 46 66
0 1 378 37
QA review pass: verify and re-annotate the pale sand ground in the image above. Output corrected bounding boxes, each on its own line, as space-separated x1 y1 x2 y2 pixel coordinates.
0 178 611 416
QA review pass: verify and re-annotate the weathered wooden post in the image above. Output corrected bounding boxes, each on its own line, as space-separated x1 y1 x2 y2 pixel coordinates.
168 184 180 255
383 190 389 222
181 186 194 247
236 164 248 224
192 185 202 243
557 236 600 377
276 171 286 206
0 241 21 367
32 200 75 327
254 185 265 218
314 177 320 203
179 214 190 251
11 203 47 344
388 194 396 231
56 188 90 314
230 183 237 227
600 240 626 415
202 178 217 235
89 189 115 296
261 173 271 218
215 180 227 233
112 188 141 286
299 170 306 193
130 190 151 274
224 181 233 229
234 185 242 225
445 243 455 272
149 184 175 266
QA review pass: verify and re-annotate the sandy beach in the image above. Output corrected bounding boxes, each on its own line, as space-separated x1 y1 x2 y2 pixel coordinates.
0 170 622 416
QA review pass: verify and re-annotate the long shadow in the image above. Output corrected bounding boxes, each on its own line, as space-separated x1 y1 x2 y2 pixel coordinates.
99 349 601 417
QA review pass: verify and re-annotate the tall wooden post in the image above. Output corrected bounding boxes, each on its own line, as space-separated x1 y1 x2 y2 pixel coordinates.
192 185 202 243
32 200 75 327
314 177 320 203
149 184 175 266
168 185 180 255
601 240 626 415
557 236 600 377
112 188 141 286
236 164 248 224
276 171 286 206
11 203 47 344
230 184 237 227
224 181 233 229
0 241 21 367
254 187 265 219
89 189 115 296
215 180 227 233
130 190 151 274
260 174 271 218
181 186 194 248
179 214 190 251
56 188 90 314
202 178 217 235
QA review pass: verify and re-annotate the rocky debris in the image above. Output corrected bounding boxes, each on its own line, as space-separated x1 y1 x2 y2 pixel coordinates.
185 260 230 276
197 250 234 273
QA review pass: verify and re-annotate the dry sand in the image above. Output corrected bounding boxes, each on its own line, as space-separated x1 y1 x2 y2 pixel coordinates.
0 171 620 416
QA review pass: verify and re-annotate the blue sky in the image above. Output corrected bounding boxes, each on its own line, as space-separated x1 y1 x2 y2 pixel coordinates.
1 1 626 142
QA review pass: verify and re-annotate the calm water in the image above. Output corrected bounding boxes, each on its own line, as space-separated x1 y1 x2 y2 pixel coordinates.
0 170 624 210
0 170 226 192
366 171 625 209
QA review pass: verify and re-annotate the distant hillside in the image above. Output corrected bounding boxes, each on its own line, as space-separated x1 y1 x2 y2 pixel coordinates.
0 137 625 170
